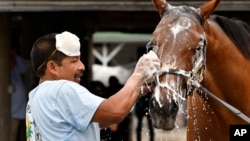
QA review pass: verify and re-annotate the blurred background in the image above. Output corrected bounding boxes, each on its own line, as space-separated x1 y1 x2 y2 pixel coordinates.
0 0 249 140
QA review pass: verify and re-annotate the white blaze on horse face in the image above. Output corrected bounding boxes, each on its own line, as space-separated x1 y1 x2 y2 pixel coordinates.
170 17 192 43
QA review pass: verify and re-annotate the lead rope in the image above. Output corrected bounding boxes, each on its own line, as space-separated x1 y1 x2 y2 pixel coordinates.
191 80 250 124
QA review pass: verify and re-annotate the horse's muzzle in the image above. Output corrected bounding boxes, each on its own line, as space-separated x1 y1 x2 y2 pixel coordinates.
149 98 179 130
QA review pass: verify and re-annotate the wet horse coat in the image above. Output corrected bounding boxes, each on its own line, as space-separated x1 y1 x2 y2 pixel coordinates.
148 0 250 140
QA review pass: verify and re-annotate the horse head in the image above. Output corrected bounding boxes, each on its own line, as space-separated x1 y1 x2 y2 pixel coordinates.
148 0 220 130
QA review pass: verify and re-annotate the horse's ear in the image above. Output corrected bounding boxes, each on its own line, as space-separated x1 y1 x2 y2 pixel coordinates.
199 0 220 20
151 0 168 16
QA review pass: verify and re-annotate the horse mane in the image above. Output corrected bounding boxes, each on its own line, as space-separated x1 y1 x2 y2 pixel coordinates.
211 15 250 58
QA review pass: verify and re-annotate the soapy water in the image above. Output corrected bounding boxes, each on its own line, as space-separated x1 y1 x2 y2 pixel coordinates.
150 67 214 140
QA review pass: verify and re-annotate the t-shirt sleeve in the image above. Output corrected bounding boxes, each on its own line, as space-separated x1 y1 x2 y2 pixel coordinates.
56 82 104 131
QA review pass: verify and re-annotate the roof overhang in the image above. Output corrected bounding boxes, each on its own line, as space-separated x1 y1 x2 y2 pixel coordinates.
0 1 250 12
93 32 151 44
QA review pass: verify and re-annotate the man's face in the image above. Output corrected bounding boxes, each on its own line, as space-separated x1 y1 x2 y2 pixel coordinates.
56 56 85 83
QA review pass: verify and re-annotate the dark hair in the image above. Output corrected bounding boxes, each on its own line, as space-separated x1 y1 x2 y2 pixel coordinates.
30 33 67 77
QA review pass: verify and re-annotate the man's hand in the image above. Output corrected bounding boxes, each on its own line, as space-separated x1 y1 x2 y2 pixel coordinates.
134 51 160 82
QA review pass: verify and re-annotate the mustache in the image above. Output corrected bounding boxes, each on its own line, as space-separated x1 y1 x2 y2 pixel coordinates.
77 70 84 77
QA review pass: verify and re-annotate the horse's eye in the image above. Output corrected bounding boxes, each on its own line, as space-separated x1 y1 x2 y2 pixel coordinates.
196 46 202 51
146 41 154 51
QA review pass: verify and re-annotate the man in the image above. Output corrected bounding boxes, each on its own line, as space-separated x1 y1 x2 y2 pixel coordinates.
26 31 160 141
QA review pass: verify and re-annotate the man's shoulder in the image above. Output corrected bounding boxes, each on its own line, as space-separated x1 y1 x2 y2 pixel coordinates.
31 80 83 93
43 79 81 87
56 79 79 85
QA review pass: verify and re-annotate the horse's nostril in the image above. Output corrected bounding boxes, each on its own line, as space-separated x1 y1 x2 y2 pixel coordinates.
171 101 179 113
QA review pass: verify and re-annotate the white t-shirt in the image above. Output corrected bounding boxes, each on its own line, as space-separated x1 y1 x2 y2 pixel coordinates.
26 80 104 141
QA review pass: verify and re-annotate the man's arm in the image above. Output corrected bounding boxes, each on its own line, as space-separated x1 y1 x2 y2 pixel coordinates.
92 51 160 128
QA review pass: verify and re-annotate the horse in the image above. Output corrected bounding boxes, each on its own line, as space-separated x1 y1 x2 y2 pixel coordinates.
147 0 250 140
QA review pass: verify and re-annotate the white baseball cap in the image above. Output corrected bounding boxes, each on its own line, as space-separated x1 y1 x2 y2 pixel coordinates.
55 31 81 56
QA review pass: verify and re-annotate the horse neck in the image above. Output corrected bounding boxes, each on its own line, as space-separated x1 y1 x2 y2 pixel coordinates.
201 19 250 115
186 20 250 141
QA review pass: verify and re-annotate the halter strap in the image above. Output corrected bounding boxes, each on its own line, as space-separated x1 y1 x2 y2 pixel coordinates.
157 68 192 78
